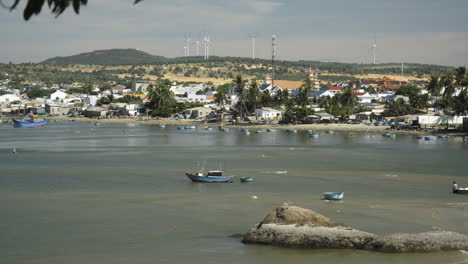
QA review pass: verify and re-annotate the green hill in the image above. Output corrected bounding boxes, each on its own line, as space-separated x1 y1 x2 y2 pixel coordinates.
41 48 453 77
42 49 168 65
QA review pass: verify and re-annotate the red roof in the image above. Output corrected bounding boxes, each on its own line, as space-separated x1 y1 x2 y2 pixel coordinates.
327 86 344 91
354 92 366 96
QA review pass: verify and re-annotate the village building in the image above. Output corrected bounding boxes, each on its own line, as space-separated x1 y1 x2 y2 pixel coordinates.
254 108 283 120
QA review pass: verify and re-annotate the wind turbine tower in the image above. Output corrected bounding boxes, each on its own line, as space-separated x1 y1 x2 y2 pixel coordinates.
372 36 377 64
249 33 257 60
195 40 200 57
272 34 276 88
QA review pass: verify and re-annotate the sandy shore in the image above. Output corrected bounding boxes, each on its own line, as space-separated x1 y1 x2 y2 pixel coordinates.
46 116 449 135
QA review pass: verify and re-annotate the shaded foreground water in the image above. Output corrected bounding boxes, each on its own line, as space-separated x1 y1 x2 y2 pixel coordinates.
1 121 467 264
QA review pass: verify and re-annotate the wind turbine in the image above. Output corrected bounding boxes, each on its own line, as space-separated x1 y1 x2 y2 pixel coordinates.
203 35 213 60
372 35 377 64
194 40 201 57
248 33 257 60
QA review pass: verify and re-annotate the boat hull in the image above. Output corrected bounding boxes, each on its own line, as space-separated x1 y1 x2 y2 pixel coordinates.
185 173 233 183
323 192 344 200
454 189 468 195
13 119 48 128
240 177 253 182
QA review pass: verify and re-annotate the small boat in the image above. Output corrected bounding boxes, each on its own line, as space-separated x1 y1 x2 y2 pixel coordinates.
287 129 297 133
13 118 48 128
326 130 334 134
243 131 251 135
189 126 196 129
185 170 233 183
266 128 275 132
438 135 447 139
424 136 434 140
382 133 391 137
417 136 424 139
306 129 314 134
323 192 344 200
159 124 166 128
241 128 250 132
205 127 213 131
255 130 264 134
454 189 468 195
309 133 319 138
240 177 253 182
177 126 184 130
388 133 396 138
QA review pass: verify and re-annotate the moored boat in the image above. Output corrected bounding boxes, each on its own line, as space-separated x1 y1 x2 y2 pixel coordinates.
287 129 297 133
159 124 166 128
240 177 254 182
243 131 251 135
309 133 319 138
13 118 48 128
323 192 344 200
424 136 434 140
454 189 468 194
185 170 233 183
266 128 275 132
326 130 334 134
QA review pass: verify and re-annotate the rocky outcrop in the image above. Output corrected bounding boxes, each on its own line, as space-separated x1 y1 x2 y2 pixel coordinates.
242 206 376 249
258 206 342 227
243 224 376 249
365 231 468 253
242 206 468 253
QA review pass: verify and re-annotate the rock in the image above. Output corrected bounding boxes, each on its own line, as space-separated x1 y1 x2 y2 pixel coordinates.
258 206 342 228
243 224 377 249
242 206 376 249
365 231 468 253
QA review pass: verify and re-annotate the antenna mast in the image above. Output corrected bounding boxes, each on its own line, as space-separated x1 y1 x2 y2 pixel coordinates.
400 61 404 85
272 34 276 88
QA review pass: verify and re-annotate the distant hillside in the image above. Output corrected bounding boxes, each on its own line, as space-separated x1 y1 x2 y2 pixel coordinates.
42 49 168 65
41 48 453 77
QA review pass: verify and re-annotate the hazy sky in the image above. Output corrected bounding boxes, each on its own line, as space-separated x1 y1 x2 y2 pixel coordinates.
1 0 467 66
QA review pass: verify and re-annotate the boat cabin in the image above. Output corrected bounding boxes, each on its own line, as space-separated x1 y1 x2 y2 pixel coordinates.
207 171 223 177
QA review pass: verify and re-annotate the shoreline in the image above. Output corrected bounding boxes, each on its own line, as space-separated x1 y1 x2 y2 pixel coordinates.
46 116 468 137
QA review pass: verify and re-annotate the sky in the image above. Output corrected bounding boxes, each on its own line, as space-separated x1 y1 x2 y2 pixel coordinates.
1 0 467 66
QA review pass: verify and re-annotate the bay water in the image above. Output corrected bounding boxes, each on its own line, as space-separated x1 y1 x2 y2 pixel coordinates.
1 121 467 264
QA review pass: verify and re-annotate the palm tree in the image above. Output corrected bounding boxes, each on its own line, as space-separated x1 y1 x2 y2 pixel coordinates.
295 77 313 118
273 89 289 108
426 75 441 99
246 80 260 114
214 83 229 109
441 72 455 113
232 75 247 119
147 84 175 117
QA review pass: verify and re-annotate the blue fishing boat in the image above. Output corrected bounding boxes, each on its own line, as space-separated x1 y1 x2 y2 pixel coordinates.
438 135 447 139
417 136 424 139
159 124 166 128
185 170 233 183
13 118 48 128
424 136 434 140
323 192 344 200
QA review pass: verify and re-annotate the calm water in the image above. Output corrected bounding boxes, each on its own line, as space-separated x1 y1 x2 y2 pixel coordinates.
1 121 467 264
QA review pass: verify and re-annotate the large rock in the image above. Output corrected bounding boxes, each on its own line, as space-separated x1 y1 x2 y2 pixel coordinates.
242 206 376 249
242 206 468 253
365 231 468 253
243 224 377 249
258 206 342 227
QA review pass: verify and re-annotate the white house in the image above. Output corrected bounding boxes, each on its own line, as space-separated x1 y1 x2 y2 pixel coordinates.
84 95 99 106
254 108 283 120
132 81 151 94
0 94 21 106
50 90 68 101
355 92 374 104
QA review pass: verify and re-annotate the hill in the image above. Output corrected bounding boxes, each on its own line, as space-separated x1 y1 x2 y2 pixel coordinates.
42 49 168 65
